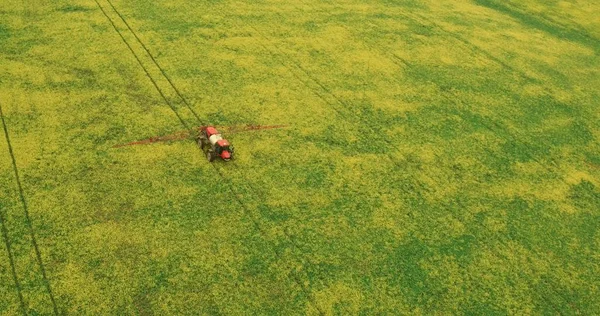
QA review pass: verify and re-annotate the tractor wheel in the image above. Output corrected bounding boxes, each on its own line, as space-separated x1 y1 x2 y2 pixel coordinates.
198 134 207 149
206 151 215 162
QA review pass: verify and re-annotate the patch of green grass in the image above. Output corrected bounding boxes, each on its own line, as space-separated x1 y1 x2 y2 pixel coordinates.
58 5 92 13
474 0 600 52
0 24 10 42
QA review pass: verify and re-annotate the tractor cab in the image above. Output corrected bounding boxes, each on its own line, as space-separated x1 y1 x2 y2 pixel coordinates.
215 139 232 161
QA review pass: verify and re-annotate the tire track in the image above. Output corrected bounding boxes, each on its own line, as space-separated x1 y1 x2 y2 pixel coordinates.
280 0 588 197
277 3 582 312
94 1 324 313
242 21 413 175
1 103 59 315
208 162 326 315
91 0 226 312
104 0 207 127
395 3 600 124
223 14 455 315
0 203 27 315
241 3 583 313
230 18 439 313
294 2 591 312
93 0 191 130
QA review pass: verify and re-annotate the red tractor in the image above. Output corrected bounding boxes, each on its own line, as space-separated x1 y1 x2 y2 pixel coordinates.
197 126 234 162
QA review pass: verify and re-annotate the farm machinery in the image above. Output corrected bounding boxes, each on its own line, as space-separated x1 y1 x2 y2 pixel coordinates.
197 126 234 162
115 124 288 163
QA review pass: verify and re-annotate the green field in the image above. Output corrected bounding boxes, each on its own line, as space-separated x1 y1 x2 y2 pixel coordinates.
1 0 599 314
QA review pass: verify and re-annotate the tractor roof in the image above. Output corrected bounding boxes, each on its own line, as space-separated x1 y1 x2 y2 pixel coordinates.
205 126 219 136
216 139 229 147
